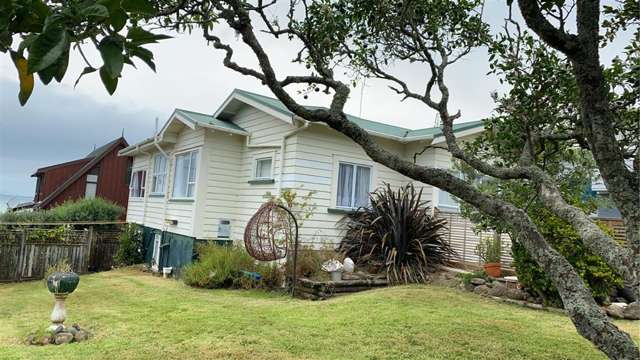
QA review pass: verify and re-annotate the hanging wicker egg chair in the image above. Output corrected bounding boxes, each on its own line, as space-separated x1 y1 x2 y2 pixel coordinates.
244 202 295 261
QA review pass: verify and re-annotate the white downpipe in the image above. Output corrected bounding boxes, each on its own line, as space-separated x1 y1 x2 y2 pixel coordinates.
277 118 310 192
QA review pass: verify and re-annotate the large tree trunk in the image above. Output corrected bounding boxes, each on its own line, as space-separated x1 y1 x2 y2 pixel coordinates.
518 0 640 303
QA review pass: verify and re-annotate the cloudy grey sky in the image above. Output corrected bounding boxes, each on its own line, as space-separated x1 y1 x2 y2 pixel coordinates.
0 1 631 197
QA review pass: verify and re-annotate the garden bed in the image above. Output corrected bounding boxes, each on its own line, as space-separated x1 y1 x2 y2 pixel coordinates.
294 272 388 300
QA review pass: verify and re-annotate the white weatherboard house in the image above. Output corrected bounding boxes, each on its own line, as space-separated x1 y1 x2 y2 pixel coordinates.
118 89 487 272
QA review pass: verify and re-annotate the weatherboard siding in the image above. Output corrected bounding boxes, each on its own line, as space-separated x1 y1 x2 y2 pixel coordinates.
198 130 244 239
233 107 295 145
126 154 150 225
283 125 412 246
125 127 205 237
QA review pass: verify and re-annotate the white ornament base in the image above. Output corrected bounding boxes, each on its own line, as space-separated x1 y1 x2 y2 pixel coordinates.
48 294 68 331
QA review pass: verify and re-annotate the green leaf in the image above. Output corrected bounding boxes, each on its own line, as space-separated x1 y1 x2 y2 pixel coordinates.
54 47 69 82
0 31 12 53
74 66 97 87
37 64 55 84
10 51 34 106
99 66 118 94
129 46 155 72
121 0 155 15
26 24 69 73
127 26 172 45
98 0 128 31
80 4 110 19
18 34 37 53
37 47 69 84
99 36 124 78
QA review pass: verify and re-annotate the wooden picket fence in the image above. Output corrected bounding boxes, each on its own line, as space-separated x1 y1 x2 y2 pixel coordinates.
0 224 123 282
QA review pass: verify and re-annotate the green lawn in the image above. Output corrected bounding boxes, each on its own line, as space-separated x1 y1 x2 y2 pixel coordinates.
0 268 637 360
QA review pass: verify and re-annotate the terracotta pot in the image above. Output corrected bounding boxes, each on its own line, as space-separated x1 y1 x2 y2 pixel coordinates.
483 262 502 278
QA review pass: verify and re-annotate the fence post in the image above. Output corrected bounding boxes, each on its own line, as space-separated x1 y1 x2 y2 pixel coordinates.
16 229 27 282
85 227 94 273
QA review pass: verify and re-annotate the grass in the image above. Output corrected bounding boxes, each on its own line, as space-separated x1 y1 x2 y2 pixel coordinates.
0 268 637 360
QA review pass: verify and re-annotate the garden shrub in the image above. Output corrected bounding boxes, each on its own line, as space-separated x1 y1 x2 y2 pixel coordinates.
255 262 285 289
512 215 622 307
0 198 124 223
114 223 145 266
339 183 453 284
183 243 283 290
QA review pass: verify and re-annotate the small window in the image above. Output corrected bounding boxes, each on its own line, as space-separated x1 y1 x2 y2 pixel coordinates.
336 162 371 208
218 220 231 238
172 150 199 198
129 170 146 198
255 157 273 179
151 153 168 194
437 190 459 209
437 170 462 210
85 174 98 199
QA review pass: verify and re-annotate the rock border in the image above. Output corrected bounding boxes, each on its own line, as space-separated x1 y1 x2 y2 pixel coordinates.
26 324 90 346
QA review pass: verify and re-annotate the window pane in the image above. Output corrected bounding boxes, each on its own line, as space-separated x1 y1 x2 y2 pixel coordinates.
139 171 145 197
130 171 139 197
188 151 198 183
354 166 371 207
173 154 189 197
256 158 272 178
152 154 167 194
85 182 97 199
438 189 458 208
336 163 354 207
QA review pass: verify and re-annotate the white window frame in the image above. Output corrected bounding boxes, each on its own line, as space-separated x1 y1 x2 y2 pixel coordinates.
129 170 146 198
254 156 274 180
151 153 168 195
171 149 199 199
334 159 373 209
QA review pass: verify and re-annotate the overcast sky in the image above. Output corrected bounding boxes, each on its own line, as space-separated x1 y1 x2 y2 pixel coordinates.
0 1 631 197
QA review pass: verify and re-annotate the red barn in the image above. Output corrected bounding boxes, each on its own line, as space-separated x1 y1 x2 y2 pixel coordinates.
29 137 132 211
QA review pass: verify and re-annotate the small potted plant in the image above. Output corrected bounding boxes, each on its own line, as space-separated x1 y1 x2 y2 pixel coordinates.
476 233 502 277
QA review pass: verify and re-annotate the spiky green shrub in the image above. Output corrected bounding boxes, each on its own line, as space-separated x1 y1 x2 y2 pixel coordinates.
339 183 453 284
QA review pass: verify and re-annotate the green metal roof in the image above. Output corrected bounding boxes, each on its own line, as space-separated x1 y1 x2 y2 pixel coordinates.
175 108 247 133
230 89 483 141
